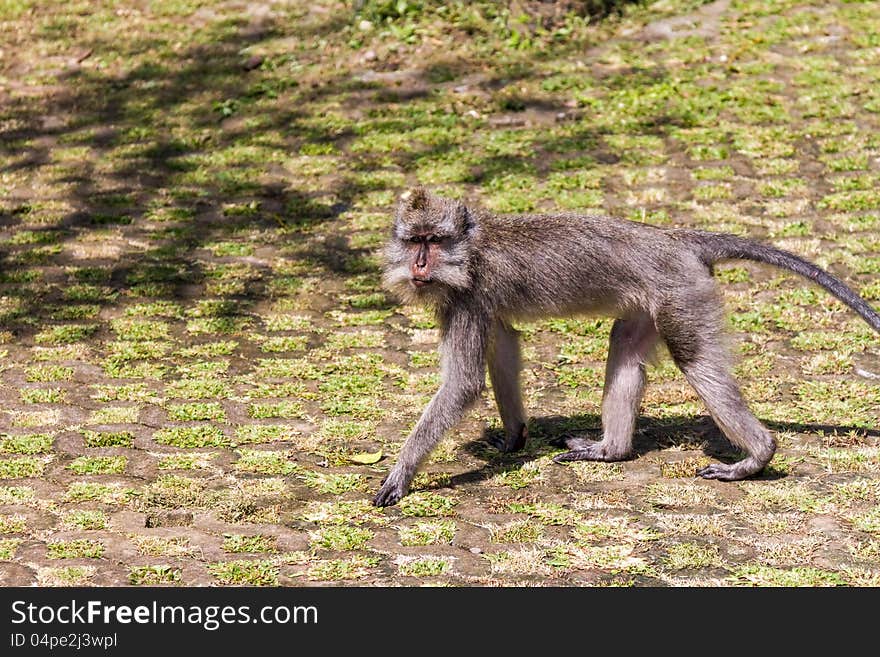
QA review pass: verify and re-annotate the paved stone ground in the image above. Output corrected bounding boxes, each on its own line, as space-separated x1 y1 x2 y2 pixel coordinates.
0 0 879 586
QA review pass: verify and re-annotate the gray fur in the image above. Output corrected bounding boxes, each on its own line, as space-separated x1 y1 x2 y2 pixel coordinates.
557 314 659 463
487 320 528 453
372 188 880 506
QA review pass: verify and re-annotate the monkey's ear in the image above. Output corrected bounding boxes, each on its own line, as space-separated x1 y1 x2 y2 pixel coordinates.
401 186 430 211
456 202 475 235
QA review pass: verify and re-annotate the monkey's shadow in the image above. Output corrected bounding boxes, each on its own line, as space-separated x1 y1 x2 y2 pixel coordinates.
447 413 880 488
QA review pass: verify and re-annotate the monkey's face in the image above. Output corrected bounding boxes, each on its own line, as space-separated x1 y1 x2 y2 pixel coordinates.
383 187 475 303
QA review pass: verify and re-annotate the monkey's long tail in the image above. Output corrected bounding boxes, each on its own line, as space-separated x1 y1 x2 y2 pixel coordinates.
681 230 880 334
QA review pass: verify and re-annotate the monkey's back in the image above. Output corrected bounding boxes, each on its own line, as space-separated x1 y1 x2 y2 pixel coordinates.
476 212 709 319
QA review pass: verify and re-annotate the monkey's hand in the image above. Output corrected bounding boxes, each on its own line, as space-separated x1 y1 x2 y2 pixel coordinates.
372 468 410 507
487 423 528 453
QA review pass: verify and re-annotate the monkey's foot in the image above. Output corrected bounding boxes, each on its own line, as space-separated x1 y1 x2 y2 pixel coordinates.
553 437 629 463
487 423 528 453
372 469 410 507
697 457 766 481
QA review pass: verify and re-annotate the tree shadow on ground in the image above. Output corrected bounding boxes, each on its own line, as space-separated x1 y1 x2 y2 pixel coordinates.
0 2 647 343
0 7 380 341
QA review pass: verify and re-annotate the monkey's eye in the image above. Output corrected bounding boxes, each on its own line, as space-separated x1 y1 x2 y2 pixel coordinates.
427 235 443 243
408 236 422 243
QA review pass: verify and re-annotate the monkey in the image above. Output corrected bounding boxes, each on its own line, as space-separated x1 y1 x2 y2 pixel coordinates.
372 187 880 507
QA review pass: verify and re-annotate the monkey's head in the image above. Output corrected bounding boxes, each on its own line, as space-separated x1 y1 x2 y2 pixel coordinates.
383 187 477 304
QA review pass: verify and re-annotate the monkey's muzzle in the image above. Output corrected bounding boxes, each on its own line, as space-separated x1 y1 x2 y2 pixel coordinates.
411 278 432 288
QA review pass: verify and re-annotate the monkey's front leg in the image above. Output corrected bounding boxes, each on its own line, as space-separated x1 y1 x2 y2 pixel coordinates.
487 320 528 453
373 381 483 506
374 309 488 507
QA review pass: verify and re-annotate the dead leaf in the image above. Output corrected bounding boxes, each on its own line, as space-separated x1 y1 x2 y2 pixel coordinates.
349 450 383 464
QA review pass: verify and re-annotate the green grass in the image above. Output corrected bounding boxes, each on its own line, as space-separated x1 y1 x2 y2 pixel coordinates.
310 525 374 551
398 520 457 546
233 449 298 475
34 324 98 345
0 433 53 454
46 539 105 559
0 457 46 479
301 471 365 494
732 565 847 587
664 542 723 569
0 487 34 505
175 341 238 357
492 460 544 489
130 536 194 558
154 425 228 448
0 538 22 559
258 335 309 352
82 430 134 448
306 556 378 582
89 406 139 424
398 492 457 517
37 566 95 586
10 410 60 428
166 402 226 421
233 425 296 444
223 534 278 554
491 520 545 543
157 453 215 470
0 515 27 534
25 365 73 382
129 566 182 585
139 474 212 509
90 384 157 403
398 557 451 577
67 456 127 475
247 401 306 419
110 318 170 340
63 482 134 503
61 510 108 531
507 502 579 526
208 560 279 586
164 377 232 400
20 388 66 403
300 499 381 527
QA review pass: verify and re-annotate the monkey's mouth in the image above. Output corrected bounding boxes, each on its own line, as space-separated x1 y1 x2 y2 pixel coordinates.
411 278 432 288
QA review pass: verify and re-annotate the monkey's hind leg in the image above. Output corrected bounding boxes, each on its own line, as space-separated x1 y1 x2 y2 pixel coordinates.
554 315 658 464
487 320 528 453
663 314 776 481
679 357 775 480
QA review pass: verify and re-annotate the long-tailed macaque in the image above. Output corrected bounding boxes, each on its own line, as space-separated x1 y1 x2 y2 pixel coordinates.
373 187 880 506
